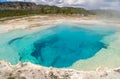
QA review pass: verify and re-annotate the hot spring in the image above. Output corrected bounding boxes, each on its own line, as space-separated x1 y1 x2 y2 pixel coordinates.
0 24 120 70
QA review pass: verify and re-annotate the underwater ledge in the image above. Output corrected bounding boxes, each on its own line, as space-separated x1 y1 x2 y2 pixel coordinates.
0 23 119 70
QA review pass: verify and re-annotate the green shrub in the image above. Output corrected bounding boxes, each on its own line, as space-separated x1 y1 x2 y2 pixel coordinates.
7 76 15 79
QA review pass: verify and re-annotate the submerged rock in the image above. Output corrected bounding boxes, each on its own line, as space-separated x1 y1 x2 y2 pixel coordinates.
0 61 119 79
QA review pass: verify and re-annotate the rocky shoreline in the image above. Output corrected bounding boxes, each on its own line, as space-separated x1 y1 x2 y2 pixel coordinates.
0 61 120 79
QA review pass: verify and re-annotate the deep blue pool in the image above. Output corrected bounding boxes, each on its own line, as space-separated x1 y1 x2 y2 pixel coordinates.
0 24 116 68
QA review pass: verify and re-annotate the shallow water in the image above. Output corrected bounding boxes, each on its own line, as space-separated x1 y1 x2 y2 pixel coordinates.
0 24 119 70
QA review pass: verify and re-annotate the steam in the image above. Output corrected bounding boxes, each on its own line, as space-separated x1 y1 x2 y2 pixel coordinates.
99 0 120 10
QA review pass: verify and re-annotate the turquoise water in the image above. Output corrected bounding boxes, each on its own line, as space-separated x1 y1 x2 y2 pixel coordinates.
0 24 117 68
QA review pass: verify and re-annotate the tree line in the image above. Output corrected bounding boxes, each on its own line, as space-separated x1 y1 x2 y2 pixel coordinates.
0 2 94 18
